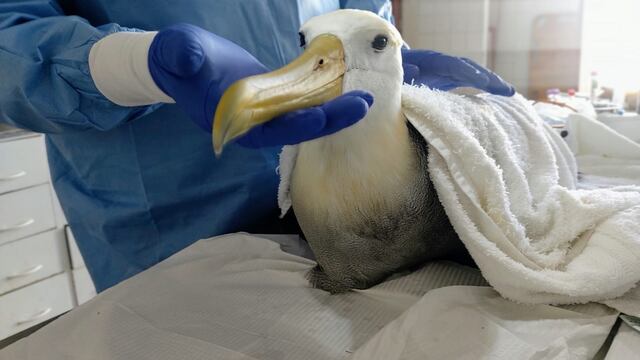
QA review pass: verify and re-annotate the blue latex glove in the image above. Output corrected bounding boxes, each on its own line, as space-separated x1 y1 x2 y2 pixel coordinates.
148 24 372 146
235 90 373 148
402 49 515 96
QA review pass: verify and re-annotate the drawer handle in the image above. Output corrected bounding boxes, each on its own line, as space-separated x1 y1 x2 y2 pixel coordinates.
6 264 44 280
0 218 35 232
0 170 27 181
15 307 52 326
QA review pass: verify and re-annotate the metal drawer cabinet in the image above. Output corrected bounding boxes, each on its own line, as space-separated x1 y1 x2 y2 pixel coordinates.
65 227 85 269
0 184 56 246
0 229 68 295
66 228 97 304
0 273 74 339
72 268 96 305
0 132 79 341
0 136 49 195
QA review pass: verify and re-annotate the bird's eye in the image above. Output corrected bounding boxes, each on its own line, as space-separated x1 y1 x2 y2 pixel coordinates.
372 35 388 51
299 32 306 48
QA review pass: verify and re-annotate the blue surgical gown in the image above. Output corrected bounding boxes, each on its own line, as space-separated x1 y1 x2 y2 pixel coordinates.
0 0 392 292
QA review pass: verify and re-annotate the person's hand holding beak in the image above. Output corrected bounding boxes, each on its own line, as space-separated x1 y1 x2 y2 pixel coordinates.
147 24 373 148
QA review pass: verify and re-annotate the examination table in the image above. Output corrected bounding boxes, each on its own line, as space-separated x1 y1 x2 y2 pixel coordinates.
0 229 638 359
2 113 640 359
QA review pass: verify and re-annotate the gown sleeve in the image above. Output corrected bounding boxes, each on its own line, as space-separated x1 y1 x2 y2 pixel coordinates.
0 0 156 133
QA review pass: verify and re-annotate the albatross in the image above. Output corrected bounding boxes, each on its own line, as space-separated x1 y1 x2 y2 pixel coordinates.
213 9 464 293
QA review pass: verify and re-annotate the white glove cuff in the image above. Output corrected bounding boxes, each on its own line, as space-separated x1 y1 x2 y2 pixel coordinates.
89 31 175 106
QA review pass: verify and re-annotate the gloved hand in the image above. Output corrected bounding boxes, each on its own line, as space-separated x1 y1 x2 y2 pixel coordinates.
401 49 515 96
148 24 373 145
234 90 372 148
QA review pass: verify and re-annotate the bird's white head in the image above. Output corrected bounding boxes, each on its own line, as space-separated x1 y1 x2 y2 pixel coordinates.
213 9 405 153
300 9 404 99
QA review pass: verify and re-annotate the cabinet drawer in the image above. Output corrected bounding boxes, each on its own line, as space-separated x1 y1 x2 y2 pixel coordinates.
0 273 73 339
0 184 56 245
0 136 49 195
65 227 85 269
72 268 96 305
0 230 68 295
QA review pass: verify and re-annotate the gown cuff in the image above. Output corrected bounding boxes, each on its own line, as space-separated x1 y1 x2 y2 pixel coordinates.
89 31 175 106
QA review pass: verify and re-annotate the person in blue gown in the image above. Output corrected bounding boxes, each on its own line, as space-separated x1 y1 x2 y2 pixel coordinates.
0 0 514 292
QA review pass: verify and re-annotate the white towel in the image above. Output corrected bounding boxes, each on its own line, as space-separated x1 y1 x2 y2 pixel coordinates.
279 85 640 312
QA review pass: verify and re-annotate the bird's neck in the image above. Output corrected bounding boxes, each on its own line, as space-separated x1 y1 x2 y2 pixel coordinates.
295 90 414 202
324 103 406 156
316 87 406 158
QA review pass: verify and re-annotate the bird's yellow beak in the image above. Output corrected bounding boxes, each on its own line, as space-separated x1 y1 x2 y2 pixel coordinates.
212 34 345 155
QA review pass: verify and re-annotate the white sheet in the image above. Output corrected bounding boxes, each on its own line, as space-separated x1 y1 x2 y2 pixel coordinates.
568 113 640 190
0 234 622 360
606 323 640 359
352 287 617 360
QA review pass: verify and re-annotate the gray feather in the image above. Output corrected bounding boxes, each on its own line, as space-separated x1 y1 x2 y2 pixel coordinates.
293 121 465 293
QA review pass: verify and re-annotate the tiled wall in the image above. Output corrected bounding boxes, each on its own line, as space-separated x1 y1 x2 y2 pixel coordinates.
401 0 583 97
489 0 582 97
402 0 490 66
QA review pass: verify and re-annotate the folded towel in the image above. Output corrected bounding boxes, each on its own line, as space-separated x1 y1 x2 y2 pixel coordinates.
279 85 640 312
